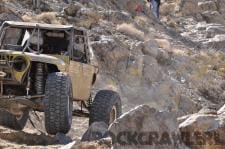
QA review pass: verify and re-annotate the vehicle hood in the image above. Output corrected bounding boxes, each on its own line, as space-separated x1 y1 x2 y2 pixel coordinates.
0 50 67 71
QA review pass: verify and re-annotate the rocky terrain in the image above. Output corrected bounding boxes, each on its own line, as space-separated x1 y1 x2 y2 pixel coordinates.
1 0 225 148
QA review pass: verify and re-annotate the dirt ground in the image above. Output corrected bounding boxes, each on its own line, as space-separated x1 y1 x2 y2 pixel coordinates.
0 112 88 148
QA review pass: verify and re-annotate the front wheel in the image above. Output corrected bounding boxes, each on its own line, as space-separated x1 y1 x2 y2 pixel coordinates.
89 90 122 125
44 72 73 135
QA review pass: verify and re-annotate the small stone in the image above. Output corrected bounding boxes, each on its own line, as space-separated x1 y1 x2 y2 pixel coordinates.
81 122 109 142
55 133 72 144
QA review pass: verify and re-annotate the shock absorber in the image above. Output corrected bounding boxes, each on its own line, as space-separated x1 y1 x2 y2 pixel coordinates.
86 95 93 111
35 63 44 95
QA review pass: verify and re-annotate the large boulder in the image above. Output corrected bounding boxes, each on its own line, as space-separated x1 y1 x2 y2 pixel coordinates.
160 2 177 16
178 0 199 16
91 35 129 72
64 3 82 17
109 105 185 149
179 104 225 149
143 39 159 58
201 11 225 25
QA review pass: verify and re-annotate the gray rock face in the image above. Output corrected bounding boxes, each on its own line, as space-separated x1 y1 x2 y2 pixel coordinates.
109 105 184 149
143 39 159 58
201 11 225 25
198 1 217 12
217 0 225 18
217 104 225 115
205 25 225 38
204 35 225 50
143 55 163 83
102 11 132 24
176 0 225 25
178 20 225 50
93 0 148 15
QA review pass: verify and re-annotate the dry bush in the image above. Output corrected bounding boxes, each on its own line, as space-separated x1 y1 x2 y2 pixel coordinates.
22 12 61 24
116 23 144 40
134 15 149 27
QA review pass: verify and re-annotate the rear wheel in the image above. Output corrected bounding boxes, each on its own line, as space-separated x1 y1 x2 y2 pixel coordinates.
44 72 73 135
0 109 29 130
89 90 122 125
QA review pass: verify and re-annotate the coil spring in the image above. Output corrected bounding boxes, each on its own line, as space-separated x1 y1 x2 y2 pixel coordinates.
35 63 44 95
87 95 93 108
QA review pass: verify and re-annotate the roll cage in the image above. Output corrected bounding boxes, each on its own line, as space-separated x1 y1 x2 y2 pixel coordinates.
0 21 90 63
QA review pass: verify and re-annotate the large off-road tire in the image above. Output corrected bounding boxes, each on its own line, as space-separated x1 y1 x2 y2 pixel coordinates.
0 109 29 130
89 90 122 125
44 72 73 135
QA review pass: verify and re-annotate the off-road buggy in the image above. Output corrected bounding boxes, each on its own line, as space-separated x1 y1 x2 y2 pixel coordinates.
0 21 122 135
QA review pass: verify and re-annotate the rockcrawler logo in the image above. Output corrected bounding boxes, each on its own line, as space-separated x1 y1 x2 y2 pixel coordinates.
108 131 179 145
93 131 225 146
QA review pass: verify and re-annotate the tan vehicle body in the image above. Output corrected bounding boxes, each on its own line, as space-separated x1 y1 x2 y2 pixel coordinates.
0 21 98 102
0 50 98 101
69 61 97 100
0 21 122 135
